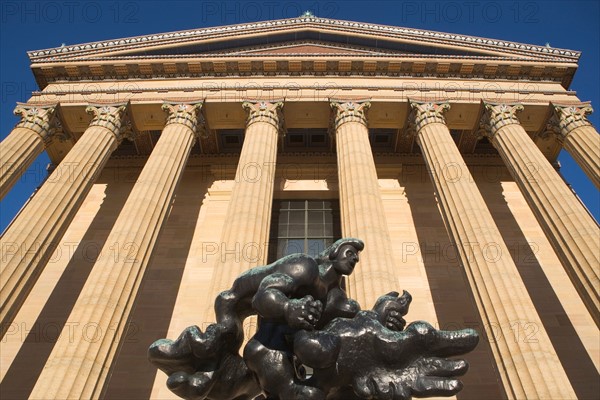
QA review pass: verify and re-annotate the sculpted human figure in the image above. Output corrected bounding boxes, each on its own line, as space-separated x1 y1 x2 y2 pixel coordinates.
149 238 478 400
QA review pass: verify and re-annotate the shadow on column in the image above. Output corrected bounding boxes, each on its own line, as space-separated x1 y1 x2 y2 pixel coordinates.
0 170 137 399
479 177 600 399
101 174 208 400
403 171 507 400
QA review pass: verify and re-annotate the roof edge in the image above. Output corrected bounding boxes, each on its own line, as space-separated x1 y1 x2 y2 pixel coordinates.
27 16 581 62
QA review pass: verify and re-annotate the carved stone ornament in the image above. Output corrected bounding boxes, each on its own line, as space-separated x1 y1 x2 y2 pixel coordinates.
242 100 284 131
407 100 451 135
162 102 207 139
480 102 524 140
547 103 594 142
149 238 479 400
85 104 132 142
50 117 73 144
13 104 59 144
330 100 371 131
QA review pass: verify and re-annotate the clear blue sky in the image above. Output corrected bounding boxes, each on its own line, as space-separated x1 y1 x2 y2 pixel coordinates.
1 0 599 232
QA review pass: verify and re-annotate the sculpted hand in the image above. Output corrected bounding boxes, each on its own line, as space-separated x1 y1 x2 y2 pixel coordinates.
285 295 323 330
373 290 412 331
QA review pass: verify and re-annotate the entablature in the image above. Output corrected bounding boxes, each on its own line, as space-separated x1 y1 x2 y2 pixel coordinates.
30 56 578 89
26 17 580 89
21 97 580 169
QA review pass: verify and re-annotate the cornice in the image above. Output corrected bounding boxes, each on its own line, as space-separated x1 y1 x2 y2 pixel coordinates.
28 17 580 62
26 17 581 91
31 59 576 90
30 53 578 64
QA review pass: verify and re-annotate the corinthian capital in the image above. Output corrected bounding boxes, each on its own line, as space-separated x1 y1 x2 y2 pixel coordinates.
330 100 370 130
13 103 59 143
480 102 524 139
162 102 206 139
407 100 450 133
547 103 594 141
242 100 284 130
86 104 132 142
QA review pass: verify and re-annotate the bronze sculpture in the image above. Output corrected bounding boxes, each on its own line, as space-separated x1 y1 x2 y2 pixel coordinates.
149 238 478 399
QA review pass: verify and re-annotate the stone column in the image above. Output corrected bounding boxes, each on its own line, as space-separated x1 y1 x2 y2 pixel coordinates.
0 104 58 199
410 101 575 399
330 100 397 308
30 103 204 399
0 105 129 339
482 103 600 328
549 103 600 189
205 101 282 322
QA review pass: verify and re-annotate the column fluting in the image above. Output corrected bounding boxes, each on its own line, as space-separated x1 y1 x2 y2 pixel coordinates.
0 104 58 199
331 100 397 308
205 101 283 322
482 102 600 328
29 102 203 399
412 100 576 399
550 103 600 190
0 105 128 339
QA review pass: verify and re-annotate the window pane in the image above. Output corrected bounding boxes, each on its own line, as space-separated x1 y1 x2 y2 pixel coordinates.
307 239 326 257
290 134 303 143
268 199 341 263
288 223 304 236
288 201 305 209
307 223 323 236
307 211 323 224
277 211 289 236
278 210 289 223
285 239 305 255
288 211 304 223
307 201 324 210
323 223 333 237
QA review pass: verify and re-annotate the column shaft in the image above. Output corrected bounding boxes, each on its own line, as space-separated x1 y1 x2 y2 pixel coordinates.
551 103 600 189
206 101 281 320
30 103 201 399
332 101 397 308
0 105 126 338
484 103 600 328
412 102 576 399
562 125 600 189
0 128 45 199
0 105 57 199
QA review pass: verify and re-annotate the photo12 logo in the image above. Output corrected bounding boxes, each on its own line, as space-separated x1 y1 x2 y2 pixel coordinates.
1 1 140 24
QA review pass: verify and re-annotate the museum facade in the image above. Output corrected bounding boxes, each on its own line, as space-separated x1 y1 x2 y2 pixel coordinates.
0 15 599 399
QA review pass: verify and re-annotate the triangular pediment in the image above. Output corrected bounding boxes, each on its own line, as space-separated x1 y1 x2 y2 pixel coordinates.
29 16 579 62
207 41 397 56
27 16 580 89
243 43 370 55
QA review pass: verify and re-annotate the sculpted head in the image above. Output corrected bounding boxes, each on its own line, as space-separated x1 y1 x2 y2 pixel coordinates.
326 238 364 275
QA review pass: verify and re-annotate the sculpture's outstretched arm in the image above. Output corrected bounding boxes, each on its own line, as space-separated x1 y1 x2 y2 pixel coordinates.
252 272 323 330
318 286 360 328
